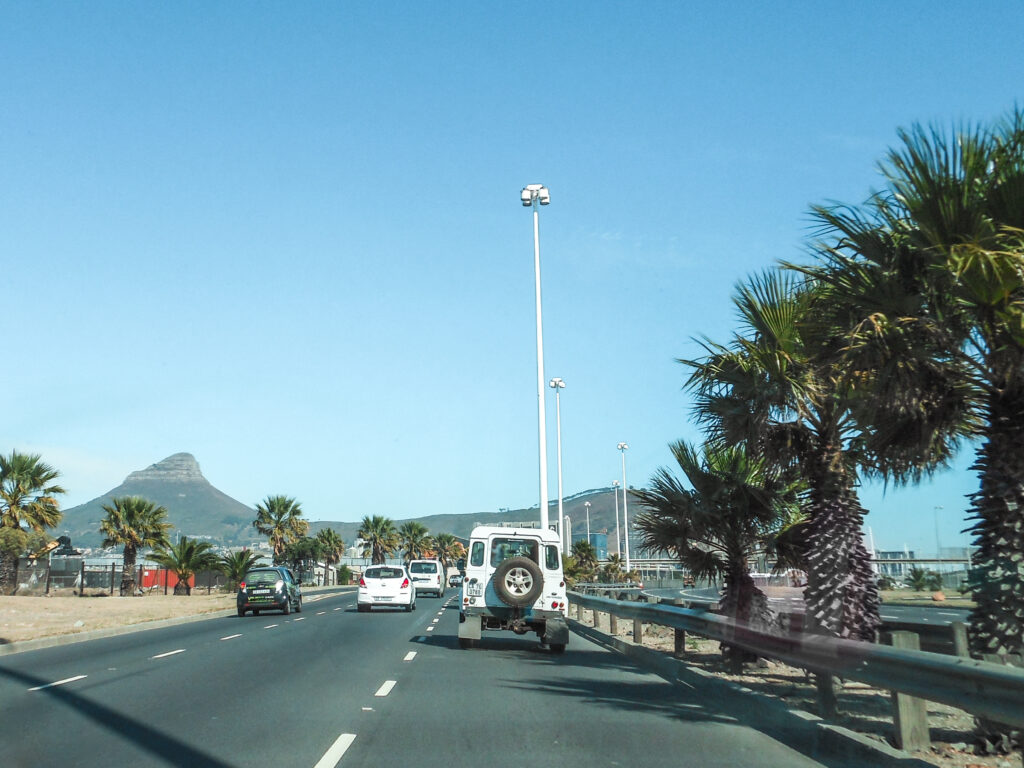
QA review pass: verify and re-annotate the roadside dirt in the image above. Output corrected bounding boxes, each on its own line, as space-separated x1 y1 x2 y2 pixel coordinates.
0 591 236 644
577 608 1021 768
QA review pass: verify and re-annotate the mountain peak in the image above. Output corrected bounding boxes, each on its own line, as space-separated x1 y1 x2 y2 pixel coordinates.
124 453 207 484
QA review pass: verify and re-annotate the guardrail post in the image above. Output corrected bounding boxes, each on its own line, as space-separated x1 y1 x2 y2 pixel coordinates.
674 628 686 658
569 602 578 619
888 631 931 751
633 619 643 644
951 622 969 658
816 673 838 719
609 613 618 635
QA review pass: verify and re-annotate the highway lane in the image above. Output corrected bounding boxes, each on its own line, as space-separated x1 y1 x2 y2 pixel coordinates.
0 592 847 767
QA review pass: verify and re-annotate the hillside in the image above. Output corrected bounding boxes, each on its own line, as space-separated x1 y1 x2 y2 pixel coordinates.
308 487 633 552
59 453 257 549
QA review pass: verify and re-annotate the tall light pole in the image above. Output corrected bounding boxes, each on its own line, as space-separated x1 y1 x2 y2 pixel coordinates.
563 515 571 555
549 377 566 551
618 442 631 572
613 480 621 557
584 501 591 544
522 184 552 531
933 506 943 559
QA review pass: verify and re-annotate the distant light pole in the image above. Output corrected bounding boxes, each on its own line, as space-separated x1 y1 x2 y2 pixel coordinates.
933 506 943 559
584 501 591 544
549 377 566 551
521 183 552 531
618 442 631 572
563 515 571 556
613 480 621 557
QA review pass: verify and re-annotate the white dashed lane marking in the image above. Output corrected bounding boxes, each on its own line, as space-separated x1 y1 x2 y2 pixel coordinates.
431 618 439 623
316 611 326 615
220 634 242 641
313 732 356 768
293 617 305 622
426 626 435 632
264 624 279 629
28 675 87 691
375 680 397 697
151 649 185 659
403 651 417 661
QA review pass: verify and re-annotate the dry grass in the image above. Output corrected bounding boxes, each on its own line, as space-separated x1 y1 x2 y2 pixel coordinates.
0 591 236 644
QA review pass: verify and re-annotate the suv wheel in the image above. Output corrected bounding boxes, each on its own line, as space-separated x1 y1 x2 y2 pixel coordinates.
493 556 544 607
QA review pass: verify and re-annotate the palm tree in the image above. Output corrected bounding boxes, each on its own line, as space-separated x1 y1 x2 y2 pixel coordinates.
219 549 263 591
99 496 172 596
570 540 598 573
315 528 345 585
0 452 65 594
684 270 882 644
602 554 625 583
398 521 430 564
146 536 220 595
632 440 799 669
800 114 1024 668
357 515 398 565
431 532 459 566
906 566 931 592
252 495 308 564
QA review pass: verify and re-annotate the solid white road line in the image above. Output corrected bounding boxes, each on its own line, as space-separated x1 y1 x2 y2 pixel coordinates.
403 651 417 661
28 675 87 691
313 732 356 768
375 680 397 697
938 611 963 616
151 649 185 659
220 634 242 641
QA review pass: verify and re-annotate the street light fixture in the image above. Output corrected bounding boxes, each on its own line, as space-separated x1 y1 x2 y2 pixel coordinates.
522 184 551 531
549 377 566 551
618 442 631 572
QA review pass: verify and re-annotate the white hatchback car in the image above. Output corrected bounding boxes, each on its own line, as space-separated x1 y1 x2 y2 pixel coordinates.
357 565 417 612
408 559 445 597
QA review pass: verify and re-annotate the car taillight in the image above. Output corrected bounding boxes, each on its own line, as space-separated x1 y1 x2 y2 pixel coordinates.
359 577 366 587
401 578 410 589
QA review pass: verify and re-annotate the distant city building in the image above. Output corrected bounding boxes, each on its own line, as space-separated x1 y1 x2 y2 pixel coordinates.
571 532 608 560
876 549 915 577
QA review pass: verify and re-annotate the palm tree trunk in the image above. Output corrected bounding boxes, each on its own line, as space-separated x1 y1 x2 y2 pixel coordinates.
803 458 880 641
719 565 773 672
120 545 137 597
966 389 1024 753
0 554 18 596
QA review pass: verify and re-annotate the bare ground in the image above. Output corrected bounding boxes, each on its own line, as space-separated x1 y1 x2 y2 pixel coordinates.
0 590 236 644
577 608 1021 768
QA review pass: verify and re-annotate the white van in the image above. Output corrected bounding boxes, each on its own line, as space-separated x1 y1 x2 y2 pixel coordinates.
408 559 445 597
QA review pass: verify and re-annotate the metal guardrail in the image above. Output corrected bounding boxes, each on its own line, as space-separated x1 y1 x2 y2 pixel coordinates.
568 591 1024 730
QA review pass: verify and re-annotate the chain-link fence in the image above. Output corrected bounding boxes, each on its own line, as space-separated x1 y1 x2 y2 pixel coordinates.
10 558 231 596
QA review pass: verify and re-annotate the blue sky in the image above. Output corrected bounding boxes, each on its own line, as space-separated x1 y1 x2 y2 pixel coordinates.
3 2 1022 555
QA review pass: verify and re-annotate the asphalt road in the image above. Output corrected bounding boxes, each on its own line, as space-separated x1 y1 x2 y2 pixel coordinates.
1 591 847 768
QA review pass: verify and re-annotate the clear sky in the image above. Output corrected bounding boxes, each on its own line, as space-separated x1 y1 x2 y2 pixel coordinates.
3 2 1022 556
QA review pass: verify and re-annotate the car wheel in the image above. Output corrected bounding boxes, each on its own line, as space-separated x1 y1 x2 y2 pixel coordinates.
282 597 292 616
405 600 413 612
295 596 302 613
550 643 566 654
358 603 369 613
253 609 260 616
237 606 246 617
493 556 544 607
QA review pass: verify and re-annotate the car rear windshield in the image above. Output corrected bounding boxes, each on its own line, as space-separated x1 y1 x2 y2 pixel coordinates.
490 538 538 567
244 570 279 585
409 562 437 574
365 567 404 579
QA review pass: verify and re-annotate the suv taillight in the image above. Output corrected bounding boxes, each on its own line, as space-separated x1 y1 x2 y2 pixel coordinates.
359 577 366 587
401 578 410 589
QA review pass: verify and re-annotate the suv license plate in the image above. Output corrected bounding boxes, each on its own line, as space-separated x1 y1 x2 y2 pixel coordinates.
466 583 483 597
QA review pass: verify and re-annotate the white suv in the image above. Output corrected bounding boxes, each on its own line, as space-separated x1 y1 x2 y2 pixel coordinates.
408 559 445 597
458 525 568 652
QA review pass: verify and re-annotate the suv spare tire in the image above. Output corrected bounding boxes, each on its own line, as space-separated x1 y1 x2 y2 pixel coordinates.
493 556 544 607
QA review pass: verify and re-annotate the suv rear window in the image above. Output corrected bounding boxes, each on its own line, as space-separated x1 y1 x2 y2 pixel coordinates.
490 538 538 567
470 541 484 567
365 567 404 579
545 546 560 570
409 562 437 574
